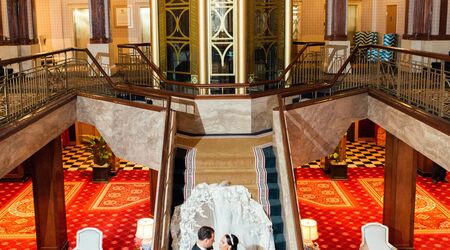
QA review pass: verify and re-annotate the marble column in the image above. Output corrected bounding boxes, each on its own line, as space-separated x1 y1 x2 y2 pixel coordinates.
30 137 68 250
325 0 347 41
89 0 111 44
383 132 417 249
6 0 37 44
88 0 111 74
324 0 350 73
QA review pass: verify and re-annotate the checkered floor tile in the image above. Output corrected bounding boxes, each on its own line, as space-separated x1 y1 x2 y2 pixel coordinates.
300 141 385 169
62 145 149 171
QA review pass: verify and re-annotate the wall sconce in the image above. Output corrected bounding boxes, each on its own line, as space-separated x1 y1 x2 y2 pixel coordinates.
301 218 319 250
135 218 154 250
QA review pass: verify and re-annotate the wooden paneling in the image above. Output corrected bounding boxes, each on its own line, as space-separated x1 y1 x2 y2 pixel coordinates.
417 152 434 177
75 121 101 145
386 5 397 34
383 132 417 249
439 0 449 35
30 138 68 249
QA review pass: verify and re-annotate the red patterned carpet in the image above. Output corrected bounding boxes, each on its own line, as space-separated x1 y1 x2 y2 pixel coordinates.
0 170 152 250
296 167 450 250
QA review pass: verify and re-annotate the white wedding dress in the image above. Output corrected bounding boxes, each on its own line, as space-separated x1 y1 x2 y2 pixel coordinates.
171 183 275 250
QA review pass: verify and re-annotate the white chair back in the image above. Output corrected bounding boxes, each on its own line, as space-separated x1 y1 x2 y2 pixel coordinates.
74 227 103 250
360 222 397 250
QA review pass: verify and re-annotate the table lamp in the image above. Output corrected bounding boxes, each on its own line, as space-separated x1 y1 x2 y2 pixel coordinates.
301 218 319 250
135 218 154 250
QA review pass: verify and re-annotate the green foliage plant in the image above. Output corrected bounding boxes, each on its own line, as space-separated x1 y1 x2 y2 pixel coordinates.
82 135 112 166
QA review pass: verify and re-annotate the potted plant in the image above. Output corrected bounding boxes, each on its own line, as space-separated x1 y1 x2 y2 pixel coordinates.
82 135 112 182
326 147 348 180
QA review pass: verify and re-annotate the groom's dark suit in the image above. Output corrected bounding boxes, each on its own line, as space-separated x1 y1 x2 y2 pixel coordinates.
191 244 201 250
191 244 213 250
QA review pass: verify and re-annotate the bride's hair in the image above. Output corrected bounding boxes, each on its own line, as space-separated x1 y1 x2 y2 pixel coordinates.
225 234 239 250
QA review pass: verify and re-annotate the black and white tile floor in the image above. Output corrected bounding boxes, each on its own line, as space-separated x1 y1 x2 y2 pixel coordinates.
300 141 385 168
62 145 149 171
64 141 384 171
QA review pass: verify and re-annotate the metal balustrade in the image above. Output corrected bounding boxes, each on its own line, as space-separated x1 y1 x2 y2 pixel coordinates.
0 48 168 126
328 46 450 120
1 43 449 126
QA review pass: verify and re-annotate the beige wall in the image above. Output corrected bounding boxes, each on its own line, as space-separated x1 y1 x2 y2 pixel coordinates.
299 0 326 42
33 0 150 63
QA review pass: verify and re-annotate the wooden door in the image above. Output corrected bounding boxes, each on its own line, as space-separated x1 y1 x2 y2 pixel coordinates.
73 9 90 48
386 5 397 34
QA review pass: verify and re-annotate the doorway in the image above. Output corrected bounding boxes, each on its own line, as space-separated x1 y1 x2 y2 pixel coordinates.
347 4 358 43
140 7 151 43
73 9 90 48
386 5 397 34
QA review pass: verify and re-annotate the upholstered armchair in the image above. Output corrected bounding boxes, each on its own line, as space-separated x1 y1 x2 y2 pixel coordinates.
360 222 397 250
74 227 103 250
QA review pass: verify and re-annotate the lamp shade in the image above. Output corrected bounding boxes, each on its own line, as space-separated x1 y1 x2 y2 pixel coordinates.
301 219 318 241
136 218 154 240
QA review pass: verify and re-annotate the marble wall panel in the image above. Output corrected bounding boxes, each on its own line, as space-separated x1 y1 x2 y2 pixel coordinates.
77 96 165 170
368 97 450 171
0 100 77 178
286 93 368 166
177 99 252 134
177 96 277 135
251 95 278 132
272 111 300 250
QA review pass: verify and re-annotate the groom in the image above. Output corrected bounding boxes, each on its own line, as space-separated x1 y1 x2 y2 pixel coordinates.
192 226 215 250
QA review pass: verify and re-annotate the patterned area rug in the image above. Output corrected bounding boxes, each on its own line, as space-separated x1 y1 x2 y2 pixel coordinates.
359 178 450 234
297 180 358 208
89 182 150 211
0 182 83 239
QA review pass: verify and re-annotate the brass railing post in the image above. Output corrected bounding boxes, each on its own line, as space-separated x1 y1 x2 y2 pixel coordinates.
439 60 445 117
4 67 10 119
64 52 68 90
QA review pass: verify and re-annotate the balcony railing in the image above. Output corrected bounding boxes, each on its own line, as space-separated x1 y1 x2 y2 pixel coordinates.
0 48 169 126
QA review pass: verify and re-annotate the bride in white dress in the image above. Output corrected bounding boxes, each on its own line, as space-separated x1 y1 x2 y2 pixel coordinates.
171 183 276 250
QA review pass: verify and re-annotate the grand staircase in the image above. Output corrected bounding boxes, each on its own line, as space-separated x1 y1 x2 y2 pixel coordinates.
170 133 287 249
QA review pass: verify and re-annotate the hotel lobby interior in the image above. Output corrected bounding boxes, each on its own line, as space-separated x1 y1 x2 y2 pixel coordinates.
0 0 449 249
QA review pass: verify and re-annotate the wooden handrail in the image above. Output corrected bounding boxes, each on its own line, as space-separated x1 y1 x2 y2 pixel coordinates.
276 94 304 249
362 44 450 61
117 42 151 48
152 96 172 250
0 48 76 66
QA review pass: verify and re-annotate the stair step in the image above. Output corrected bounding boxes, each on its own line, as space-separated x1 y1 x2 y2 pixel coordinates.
273 232 286 242
269 200 282 216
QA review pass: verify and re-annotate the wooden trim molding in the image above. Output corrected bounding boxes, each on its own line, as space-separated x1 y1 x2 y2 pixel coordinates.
0 0 3 38
439 0 449 35
0 93 77 141
76 92 166 112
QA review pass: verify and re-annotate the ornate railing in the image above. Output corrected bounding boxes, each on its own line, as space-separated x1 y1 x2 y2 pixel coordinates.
329 45 450 120
0 48 169 126
117 43 154 87
115 42 327 97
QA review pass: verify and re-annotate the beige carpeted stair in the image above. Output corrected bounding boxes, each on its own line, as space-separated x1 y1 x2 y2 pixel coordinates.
176 134 272 201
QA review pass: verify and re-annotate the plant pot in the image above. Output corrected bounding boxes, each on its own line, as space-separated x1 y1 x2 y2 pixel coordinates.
92 163 110 182
329 160 348 180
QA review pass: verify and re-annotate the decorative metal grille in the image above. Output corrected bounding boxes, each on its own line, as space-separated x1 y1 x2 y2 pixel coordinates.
253 0 282 81
165 0 191 82
209 0 235 85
